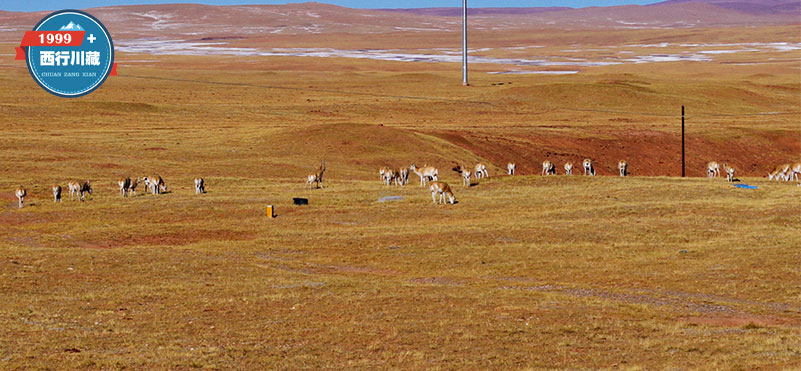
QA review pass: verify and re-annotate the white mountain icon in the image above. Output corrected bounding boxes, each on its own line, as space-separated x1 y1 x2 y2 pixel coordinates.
58 22 84 31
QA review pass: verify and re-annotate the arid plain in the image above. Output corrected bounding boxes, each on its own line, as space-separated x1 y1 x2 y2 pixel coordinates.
1 1 800 368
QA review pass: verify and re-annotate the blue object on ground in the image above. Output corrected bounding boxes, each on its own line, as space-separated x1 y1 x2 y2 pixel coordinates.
733 184 757 189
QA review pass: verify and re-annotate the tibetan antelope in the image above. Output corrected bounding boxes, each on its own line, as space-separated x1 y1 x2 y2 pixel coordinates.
397 167 410 186
382 168 396 186
379 166 390 183
767 164 790 181
789 162 801 182
155 176 166 194
474 163 489 179
118 177 131 197
429 181 455 204
128 178 140 196
618 160 628 177
564 162 573 175
410 164 438 187
68 181 92 201
195 177 205 194
507 162 516 175
144 175 166 194
721 163 735 182
542 160 556 176
583 159 595 176
707 161 720 178
52 184 62 203
15 186 26 208
305 161 326 189
452 163 471 187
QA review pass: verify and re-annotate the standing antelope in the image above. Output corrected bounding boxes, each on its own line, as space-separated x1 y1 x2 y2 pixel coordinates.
707 161 720 178
195 177 205 194
118 177 131 197
382 169 396 186
721 163 735 182
15 186 26 208
410 164 438 187
542 160 556 176
305 161 326 189
397 167 410 186
507 162 516 175
583 159 595 176
452 163 471 187
618 160 628 177
474 163 489 179
379 167 390 183
564 162 573 175
429 181 455 204
52 185 62 203
68 181 80 201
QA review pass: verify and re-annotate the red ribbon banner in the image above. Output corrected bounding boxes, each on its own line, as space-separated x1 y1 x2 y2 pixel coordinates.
14 31 85 60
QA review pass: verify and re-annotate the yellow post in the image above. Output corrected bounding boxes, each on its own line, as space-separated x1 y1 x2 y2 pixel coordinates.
266 205 274 218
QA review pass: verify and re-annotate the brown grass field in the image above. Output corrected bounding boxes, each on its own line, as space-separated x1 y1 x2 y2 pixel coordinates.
1 14 800 369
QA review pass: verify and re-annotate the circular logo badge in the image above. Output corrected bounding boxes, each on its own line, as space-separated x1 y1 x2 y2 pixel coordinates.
25 10 114 97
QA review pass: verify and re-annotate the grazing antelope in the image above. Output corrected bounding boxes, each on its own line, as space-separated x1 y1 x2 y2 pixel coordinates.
507 162 516 175
79 181 92 200
144 175 166 194
128 178 140 196
542 160 556 176
618 160 628 177
410 164 438 186
583 159 595 176
195 177 205 194
707 161 720 178
429 181 455 204
305 161 326 189
15 186 26 208
564 162 573 175
52 185 62 203
474 163 489 179
721 163 735 182
767 164 790 181
155 176 166 194
118 177 131 197
67 181 91 201
789 162 801 182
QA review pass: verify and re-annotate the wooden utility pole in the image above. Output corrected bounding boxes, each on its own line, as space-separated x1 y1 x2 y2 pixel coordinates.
462 0 468 86
682 106 685 177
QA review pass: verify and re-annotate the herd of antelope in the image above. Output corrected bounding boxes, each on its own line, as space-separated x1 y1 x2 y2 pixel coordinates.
12 175 207 209
367 159 627 205
10 158 800 209
766 162 801 182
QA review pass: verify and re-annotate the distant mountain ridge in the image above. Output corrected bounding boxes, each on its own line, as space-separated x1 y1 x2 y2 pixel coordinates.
651 0 801 15
380 0 800 16
376 7 572 16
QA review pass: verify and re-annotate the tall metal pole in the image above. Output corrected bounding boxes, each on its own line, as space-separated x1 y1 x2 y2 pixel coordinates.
462 0 468 86
681 105 685 177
